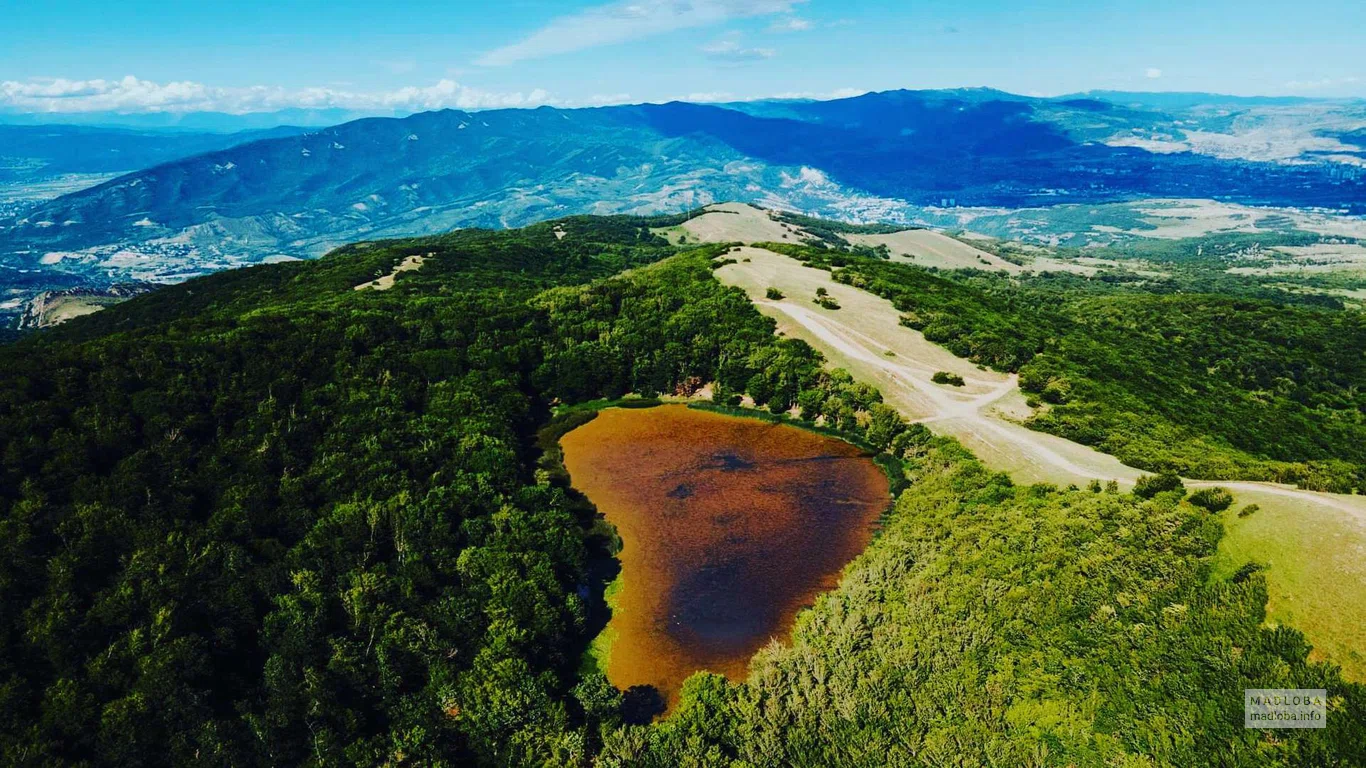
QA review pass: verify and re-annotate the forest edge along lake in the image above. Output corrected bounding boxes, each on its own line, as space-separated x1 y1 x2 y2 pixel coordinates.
559 404 891 713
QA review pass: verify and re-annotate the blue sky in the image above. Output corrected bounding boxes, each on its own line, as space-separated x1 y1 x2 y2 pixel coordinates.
1 0 1362 114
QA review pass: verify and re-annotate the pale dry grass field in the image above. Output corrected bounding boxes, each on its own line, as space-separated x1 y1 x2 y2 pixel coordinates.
42 295 117 325
1125 199 1366 240
652 202 807 245
1228 244 1366 277
852 229 1105 275
848 230 1026 272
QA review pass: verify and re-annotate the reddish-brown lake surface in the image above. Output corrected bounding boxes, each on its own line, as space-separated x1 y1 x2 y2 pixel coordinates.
560 405 889 707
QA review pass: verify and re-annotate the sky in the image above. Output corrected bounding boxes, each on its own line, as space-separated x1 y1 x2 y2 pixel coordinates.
0 0 1363 115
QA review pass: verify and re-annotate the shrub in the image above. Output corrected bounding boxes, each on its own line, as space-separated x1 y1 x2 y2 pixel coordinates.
1231 562 1264 583
1237 503 1260 518
899 311 926 330
921 320 963 344
765 287 785 300
1133 471 1185 499
1041 377 1072 404
1187 487 1234 512
931 371 965 387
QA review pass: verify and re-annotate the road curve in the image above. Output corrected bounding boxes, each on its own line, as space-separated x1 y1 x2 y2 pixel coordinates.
756 296 1366 525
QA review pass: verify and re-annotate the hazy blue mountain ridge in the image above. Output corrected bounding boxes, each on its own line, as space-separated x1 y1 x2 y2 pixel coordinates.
3 89 1364 295
0 124 309 183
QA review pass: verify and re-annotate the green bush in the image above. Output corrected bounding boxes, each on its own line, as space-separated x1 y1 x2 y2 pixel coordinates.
765 287 785 300
1188 487 1234 512
1134 471 1186 499
931 371 965 387
899 311 926 330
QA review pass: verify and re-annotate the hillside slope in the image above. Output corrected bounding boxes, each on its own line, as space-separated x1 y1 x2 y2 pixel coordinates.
0 124 307 184
2 213 1363 764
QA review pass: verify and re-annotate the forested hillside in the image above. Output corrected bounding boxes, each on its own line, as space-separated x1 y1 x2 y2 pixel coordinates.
1 218 1362 765
0 221 763 764
779 246 1366 492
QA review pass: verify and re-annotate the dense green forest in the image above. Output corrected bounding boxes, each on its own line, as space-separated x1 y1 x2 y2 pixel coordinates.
0 221 762 765
1 216 1363 766
769 243 1366 492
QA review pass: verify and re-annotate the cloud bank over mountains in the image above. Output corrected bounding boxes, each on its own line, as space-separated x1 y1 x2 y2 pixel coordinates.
0 75 878 117
0 76 554 115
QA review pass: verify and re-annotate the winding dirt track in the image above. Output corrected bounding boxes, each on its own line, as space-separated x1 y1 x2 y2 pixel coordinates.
756 296 1366 524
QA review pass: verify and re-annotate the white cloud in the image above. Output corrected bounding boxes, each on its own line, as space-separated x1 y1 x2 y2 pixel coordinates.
701 34 776 63
662 86 865 104
0 75 555 114
1145 68 1163 79
768 16 812 32
766 87 867 101
678 92 735 103
475 0 804 66
1283 76 1360 91
587 92 633 105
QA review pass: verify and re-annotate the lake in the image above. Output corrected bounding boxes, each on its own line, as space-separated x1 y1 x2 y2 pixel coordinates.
560 404 890 709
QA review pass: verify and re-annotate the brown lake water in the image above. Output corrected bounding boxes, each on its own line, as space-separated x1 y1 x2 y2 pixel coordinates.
560 405 889 708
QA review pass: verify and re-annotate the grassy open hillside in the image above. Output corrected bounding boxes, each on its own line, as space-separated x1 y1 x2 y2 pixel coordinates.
758 242 1366 494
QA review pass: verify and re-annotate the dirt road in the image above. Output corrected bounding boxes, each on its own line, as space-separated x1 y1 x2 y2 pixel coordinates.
758 295 1366 524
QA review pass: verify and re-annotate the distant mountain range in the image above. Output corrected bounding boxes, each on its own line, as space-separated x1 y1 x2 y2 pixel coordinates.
2 88 1364 293
0 124 309 184
0 107 396 132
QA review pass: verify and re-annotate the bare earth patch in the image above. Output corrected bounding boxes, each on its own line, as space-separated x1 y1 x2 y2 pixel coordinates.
41 295 117 325
353 252 429 291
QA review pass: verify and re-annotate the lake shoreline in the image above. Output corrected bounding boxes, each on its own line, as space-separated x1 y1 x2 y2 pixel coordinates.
557 404 891 712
